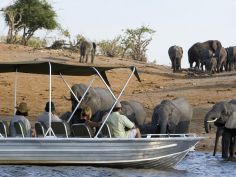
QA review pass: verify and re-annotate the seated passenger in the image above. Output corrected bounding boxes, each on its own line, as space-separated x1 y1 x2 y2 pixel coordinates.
9 102 31 137
106 102 141 138
81 106 100 129
37 101 61 128
60 107 83 127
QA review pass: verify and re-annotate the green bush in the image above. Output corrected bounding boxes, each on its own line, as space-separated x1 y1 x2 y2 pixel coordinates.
27 37 47 49
98 37 123 57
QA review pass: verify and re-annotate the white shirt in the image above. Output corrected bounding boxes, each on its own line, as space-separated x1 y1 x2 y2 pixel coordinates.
37 112 62 128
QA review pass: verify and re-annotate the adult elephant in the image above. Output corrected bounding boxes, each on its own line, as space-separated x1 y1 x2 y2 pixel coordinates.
66 83 147 126
217 47 227 72
140 97 193 134
168 45 183 72
79 40 96 63
225 47 236 71
204 100 236 160
188 40 222 69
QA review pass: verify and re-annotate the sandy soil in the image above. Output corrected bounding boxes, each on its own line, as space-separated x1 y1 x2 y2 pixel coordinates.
1 43 236 152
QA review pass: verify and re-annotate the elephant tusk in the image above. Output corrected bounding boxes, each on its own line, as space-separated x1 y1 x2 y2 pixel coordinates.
207 117 219 123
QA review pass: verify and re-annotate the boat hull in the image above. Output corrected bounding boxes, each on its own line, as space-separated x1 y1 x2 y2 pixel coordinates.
0 136 201 168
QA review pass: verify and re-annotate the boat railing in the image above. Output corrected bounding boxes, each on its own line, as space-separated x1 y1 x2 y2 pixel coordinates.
141 133 197 138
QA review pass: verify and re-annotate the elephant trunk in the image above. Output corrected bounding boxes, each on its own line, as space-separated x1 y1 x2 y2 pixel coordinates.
160 118 168 134
213 127 224 156
204 111 219 133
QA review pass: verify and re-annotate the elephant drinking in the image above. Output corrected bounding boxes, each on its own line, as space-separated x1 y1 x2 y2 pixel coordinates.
204 101 236 160
140 97 193 134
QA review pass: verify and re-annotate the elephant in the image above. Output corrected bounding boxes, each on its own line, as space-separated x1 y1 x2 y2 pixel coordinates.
63 83 147 127
168 45 183 72
140 97 193 134
204 100 236 160
217 47 227 72
188 40 222 69
199 49 214 71
225 47 236 71
79 40 96 63
205 57 217 74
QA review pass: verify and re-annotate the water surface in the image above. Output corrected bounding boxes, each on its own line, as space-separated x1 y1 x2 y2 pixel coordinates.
0 151 235 177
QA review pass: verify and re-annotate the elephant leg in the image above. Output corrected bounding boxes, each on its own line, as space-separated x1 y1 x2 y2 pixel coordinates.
175 121 190 134
85 54 88 63
229 136 234 157
195 59 200 69
222 128 231 159
213 127 223 156
173 58 176 72
234 136 236 155
190 62 193 68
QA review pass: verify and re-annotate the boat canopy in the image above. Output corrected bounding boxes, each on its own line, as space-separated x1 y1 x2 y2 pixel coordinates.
0 60 141 86
0 59 141 137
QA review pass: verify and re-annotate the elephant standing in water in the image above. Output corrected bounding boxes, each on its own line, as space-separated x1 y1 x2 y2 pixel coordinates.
62 83 147 127
188 40 222 69
204 100 236 161
168 45 183 72
140 97 193 134
79 40 96 63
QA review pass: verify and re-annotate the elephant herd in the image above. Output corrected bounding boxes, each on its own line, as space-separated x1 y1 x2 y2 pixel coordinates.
62 83 236 161
168 40 236 73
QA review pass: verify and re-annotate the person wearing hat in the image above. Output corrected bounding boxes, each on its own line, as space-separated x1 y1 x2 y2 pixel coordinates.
37 101 62 128
9 102 32 137
106 101 141 138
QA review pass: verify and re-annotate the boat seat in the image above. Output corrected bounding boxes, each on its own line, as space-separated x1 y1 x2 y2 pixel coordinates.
0 120 7 137
71 123 93 138
35 122 47 137
51 122 70 138
100 123 112 138
14 121 26 138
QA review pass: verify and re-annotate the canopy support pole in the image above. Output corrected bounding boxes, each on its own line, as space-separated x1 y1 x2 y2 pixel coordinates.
66 77 95 123
60 73 80 103
91 67 117 100
94 67 136 138
14 68 18 115
59 73 95 123
45 62 55 137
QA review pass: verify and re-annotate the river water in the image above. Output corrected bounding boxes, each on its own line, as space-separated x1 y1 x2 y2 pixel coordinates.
0 151 235 177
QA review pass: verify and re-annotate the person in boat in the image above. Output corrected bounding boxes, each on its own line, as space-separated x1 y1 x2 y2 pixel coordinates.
37 101 62 128
106 101 141 138
9 102 32 137
81 106 100 130
60 107 83 126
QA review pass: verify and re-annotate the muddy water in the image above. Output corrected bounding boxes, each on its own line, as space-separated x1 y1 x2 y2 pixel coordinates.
0 151 235 177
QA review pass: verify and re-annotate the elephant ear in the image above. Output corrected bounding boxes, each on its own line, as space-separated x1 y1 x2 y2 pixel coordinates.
225 111 236 129
222 102 232 116
211 41 217 52
168 105 181 126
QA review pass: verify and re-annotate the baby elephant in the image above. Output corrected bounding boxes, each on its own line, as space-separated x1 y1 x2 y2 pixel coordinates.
206 57 217 74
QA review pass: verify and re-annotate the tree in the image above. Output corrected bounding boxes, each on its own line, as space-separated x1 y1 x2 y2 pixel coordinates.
1 7 22 44
122 26 155 61
98 36 123 57
3 0 57 45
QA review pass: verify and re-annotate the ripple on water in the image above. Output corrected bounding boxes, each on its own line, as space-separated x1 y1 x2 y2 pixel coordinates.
0 152 235 177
